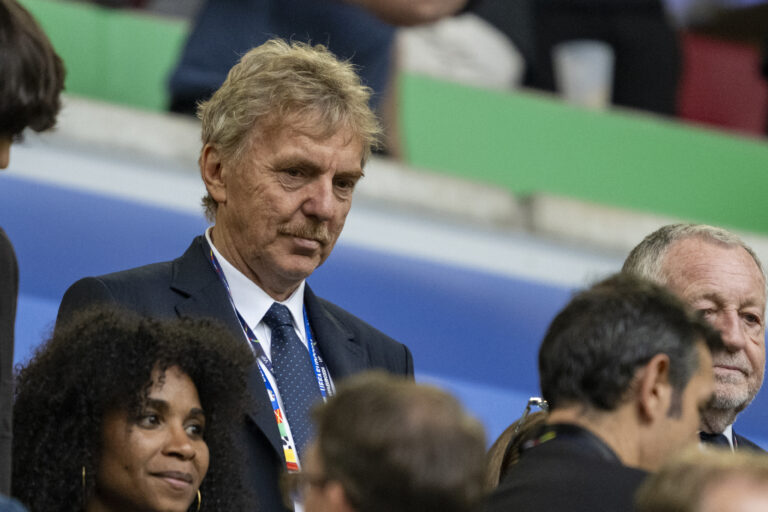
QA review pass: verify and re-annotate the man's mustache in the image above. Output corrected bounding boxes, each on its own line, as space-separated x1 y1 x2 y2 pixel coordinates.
278 223 331 245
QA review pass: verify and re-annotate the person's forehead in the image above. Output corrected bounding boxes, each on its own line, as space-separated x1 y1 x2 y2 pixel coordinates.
257 110 359 143
662 238 766 301
249 120 365 171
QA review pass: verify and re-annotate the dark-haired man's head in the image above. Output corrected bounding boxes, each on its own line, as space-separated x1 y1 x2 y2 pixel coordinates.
623 224 766 434
293 372 486 512
539 273 722 470
0 0 65 168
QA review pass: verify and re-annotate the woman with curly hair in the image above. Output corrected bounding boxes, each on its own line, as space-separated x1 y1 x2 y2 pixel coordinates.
11 307 254 512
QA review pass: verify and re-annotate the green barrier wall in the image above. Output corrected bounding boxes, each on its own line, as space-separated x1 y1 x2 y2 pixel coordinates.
19 1 768 235
401 74 768 234
20 0 188 111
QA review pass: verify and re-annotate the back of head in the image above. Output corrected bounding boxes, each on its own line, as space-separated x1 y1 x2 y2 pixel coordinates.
197 38 381 221
12 307 253 511
636 448 768 512
485 410 547 490
0 0 65 138
539 273 722 412
622 223 766 286
313 372 487 512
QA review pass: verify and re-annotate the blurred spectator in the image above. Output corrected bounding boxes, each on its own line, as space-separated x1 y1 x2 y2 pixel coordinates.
398 12 525 91
484 273 723 512
167 0 468 117
285 371 486 512
78 0 204 18
0 0 65 498
468 0 681 115
635 447 768 512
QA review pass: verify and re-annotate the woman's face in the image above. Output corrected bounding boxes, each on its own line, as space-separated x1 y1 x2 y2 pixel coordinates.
91 365 210 512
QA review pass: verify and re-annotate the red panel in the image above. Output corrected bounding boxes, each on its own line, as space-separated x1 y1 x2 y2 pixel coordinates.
678 32 768 136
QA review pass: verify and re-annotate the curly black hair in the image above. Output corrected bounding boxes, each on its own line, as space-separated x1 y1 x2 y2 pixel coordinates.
12 307 255 511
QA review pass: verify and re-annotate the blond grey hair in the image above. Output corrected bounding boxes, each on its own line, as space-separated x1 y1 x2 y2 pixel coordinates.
622 223 766 286
636 447 768 512
197 38 382 221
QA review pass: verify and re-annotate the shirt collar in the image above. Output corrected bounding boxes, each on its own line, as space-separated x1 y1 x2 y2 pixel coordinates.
723 424 734 448
205 227 306 337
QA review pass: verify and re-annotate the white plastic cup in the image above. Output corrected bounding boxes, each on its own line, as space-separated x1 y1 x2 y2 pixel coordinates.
551 40 615 109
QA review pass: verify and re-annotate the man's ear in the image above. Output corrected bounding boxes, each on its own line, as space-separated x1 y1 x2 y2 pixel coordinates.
325 481 357 512
637 353 672 423
200 143 228 205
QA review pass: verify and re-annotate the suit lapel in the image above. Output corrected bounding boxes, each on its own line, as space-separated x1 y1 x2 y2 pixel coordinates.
734 432 766 452
304 284 369 380
170 236 283 457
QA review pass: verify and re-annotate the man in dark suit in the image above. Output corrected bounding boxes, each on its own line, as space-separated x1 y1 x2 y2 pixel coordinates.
624 224 767 451
0 0 65 499
485 274 723 512
57 39 413 512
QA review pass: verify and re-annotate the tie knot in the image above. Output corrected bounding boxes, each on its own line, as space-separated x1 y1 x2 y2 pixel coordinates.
263 302 294 330
700 431 731 447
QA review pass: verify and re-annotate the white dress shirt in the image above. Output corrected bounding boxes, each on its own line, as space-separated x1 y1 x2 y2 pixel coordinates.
206 229 310 458
722 424 735 450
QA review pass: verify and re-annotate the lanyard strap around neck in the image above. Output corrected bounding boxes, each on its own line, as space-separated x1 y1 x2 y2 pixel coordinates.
207 248 333 469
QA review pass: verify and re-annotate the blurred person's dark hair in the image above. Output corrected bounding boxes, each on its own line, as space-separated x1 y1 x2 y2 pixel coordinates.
636 447 768 512
12 307 253 511
0 0 65 139
485 409 547 490
539 273 723 414
310 371 486 512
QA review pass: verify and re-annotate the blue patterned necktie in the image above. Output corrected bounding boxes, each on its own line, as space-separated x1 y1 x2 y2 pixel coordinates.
700 431 731 448
263 302 322 460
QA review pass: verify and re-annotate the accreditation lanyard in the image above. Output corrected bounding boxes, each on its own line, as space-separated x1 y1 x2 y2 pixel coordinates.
208 249 333 470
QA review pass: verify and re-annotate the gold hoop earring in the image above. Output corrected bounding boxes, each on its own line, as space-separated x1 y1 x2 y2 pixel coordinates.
196 489 201 512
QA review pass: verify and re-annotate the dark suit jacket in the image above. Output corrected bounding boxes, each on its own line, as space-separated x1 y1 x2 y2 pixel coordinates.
0 228 18 495
484 424 648 512
57 235 414 512
735 432 766 452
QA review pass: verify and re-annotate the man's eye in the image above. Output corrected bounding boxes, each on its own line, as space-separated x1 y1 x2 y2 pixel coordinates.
743 313 762 326
284 168 303 178
335 179 354 190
